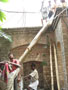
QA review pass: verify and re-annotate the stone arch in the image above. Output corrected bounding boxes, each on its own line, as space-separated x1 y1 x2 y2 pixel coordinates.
23 61 44 89
11 44 50 89
11 44 48 62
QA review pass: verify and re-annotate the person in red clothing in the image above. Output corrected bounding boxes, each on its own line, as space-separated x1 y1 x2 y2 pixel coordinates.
8 53 20 90
8 53 20 71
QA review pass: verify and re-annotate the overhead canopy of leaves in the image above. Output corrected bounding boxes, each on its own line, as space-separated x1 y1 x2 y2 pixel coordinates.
0 10 6 22
0 0 8 2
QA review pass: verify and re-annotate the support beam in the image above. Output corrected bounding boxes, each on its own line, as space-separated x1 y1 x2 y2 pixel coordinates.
19 15 54 62
53 44 60 90
50 44 54 90
19 8 67 63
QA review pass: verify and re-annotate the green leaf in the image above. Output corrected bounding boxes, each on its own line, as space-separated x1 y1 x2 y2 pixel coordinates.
41 61 47 66
0 11 6 22
0 31 13 42
0 0 8 2
0 26 2 30
42 53 46 57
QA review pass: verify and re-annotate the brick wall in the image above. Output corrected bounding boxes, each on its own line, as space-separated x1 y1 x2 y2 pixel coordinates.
0 27 52 89
11 44 51 89
0 37 11 61
55 16 68 89
0 27 47 61
5 27 47 49
61 16 68 82
0 23 65 90
55 19 65 89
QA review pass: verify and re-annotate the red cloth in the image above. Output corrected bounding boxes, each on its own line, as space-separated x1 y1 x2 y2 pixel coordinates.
11 59 19 72
2 63 9 83
0 60 19 83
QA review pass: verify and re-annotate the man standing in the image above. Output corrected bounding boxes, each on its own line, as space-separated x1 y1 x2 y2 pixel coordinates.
26 63 39 90
8 53 20 90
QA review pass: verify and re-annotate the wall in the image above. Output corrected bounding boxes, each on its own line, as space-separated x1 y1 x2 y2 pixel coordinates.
11 43 51 89
55 15 68 89
0 37 11 61
0 27 47 60
61 16 68 82
0 27 52 89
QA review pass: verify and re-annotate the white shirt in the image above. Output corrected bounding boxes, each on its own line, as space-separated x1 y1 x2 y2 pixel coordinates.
30 69 39 82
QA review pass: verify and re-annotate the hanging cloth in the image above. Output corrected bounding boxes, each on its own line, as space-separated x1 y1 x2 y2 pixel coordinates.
2 63 9 83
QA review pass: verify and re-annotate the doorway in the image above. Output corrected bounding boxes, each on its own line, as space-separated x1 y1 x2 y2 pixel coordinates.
23 61 44 89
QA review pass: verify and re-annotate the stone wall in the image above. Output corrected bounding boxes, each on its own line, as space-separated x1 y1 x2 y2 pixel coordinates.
1 13 68 89
0 27 47 61
5 27 47 49
0 27 52 89
55 19 65 89
11 42 51 89
55 15 68 89
0 37 11 61
61 16 68 82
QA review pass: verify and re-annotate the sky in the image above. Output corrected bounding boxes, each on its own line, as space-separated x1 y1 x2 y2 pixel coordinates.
0 0 68 28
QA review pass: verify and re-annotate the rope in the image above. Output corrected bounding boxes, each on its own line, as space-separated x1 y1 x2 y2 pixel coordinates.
0 9 40 14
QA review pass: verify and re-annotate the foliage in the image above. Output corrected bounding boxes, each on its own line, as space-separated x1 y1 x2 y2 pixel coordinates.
0 0 12 42
41 61 47 66
42 53 46 57
0 30 12 42
0 0 8 2
0 10 6 22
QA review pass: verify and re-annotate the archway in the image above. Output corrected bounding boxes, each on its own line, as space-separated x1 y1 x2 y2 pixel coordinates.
23 61 44 89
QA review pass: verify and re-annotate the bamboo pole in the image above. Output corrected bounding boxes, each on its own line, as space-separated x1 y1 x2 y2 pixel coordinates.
50 44 54 90
53 44 60 90
19 8 67 63
19 15 54 63
1 8 67 90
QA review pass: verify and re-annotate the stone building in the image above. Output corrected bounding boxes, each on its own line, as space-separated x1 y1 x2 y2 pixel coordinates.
0 7 68 90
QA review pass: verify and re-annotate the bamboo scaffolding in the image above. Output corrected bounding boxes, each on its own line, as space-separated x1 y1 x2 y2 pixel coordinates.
19 8 67 63
3 8 67 90
53 44 60 90
50 44 54 90
19 15 54 63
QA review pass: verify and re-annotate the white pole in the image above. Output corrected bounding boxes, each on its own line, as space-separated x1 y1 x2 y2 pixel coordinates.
19 15 54 62
50 44 54 90
19 8 67 63
53 44 60 90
